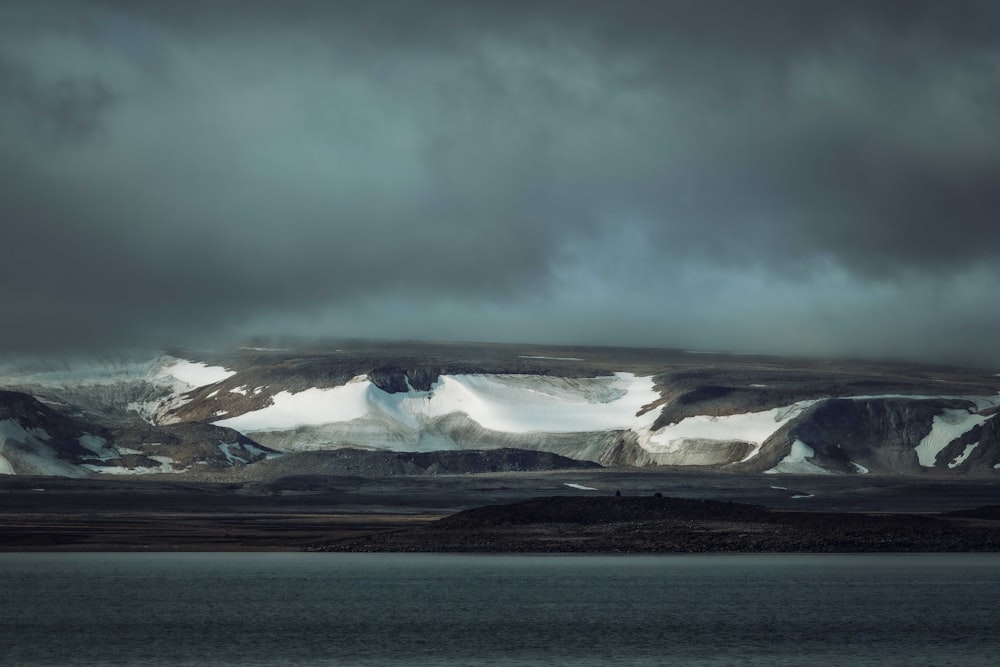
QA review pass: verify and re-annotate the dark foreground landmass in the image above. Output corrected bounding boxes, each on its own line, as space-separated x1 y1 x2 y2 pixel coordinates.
2 470 1000 552
323 495 1000 553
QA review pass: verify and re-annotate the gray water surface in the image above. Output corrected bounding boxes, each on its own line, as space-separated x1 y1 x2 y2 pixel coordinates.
1 553 998 666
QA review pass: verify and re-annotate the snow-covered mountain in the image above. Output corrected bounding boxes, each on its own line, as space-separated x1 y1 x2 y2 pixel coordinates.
2 342 999 477
0 386 275 477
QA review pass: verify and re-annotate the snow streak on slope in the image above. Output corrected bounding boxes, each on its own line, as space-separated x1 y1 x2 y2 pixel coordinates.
215 373 660 435
636 400 817 458
135 357 238 425
948 442 980 469
0 419 85 477
915 409 990 467
765 440 831 475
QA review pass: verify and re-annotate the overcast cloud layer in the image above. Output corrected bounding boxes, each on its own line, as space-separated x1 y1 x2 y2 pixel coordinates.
2 0 1000 365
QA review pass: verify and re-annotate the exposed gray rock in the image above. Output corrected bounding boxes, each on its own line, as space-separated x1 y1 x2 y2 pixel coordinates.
5 342 1000 477
0 390 110 476
0 389 276 476
109 422 277 470
753 397 978 474
236 447 599 482
938 410 1000 473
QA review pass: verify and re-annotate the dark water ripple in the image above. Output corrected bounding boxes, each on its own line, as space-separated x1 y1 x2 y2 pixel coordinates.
1 553 998 666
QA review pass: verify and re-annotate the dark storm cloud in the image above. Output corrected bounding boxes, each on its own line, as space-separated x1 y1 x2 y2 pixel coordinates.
0 54 113 142
2 0 1000 363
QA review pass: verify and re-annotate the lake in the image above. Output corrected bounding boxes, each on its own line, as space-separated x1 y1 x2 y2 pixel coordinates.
1 553 998 666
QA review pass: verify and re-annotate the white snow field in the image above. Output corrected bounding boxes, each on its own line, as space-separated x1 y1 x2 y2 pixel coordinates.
636 400 817 459
216 373 661 435
213 373 1000 470
158 359 235 387
564 483 598 491
915 409 991 467
764 440 831 475
5 349 998 474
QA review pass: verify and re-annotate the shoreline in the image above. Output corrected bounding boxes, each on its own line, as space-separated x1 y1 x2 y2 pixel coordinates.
4 472 1000 553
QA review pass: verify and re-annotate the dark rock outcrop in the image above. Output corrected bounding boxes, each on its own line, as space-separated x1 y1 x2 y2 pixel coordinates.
109 422 276 470
0 389 276 476
0 390 112 474
241 447 599 481
754 397 980 474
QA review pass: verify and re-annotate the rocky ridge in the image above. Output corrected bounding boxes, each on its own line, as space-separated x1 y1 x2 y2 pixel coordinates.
2 342 1000 477
323 495 1000 553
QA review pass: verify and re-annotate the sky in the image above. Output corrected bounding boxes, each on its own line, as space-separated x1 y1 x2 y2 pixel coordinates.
2 0 1000 366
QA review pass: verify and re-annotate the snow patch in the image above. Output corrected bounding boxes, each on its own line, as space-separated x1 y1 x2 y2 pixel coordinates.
948 442 979 469
0 421 87 477
230 386 248 396
638 400 817 457
520 355 584 361
218 442 277 464
159 360 235 387
148 455 176 466
765 440 832 475
78 434 117 461
86 455 182 475
219 442 248 465
86 465 159 475
0 454 14 475
564 483 598 491
786 440 814 463
915 409 988 467
206 390 219 398
216 377 379 431
850 462 869 474
0 419 51 446
126 356 238 425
